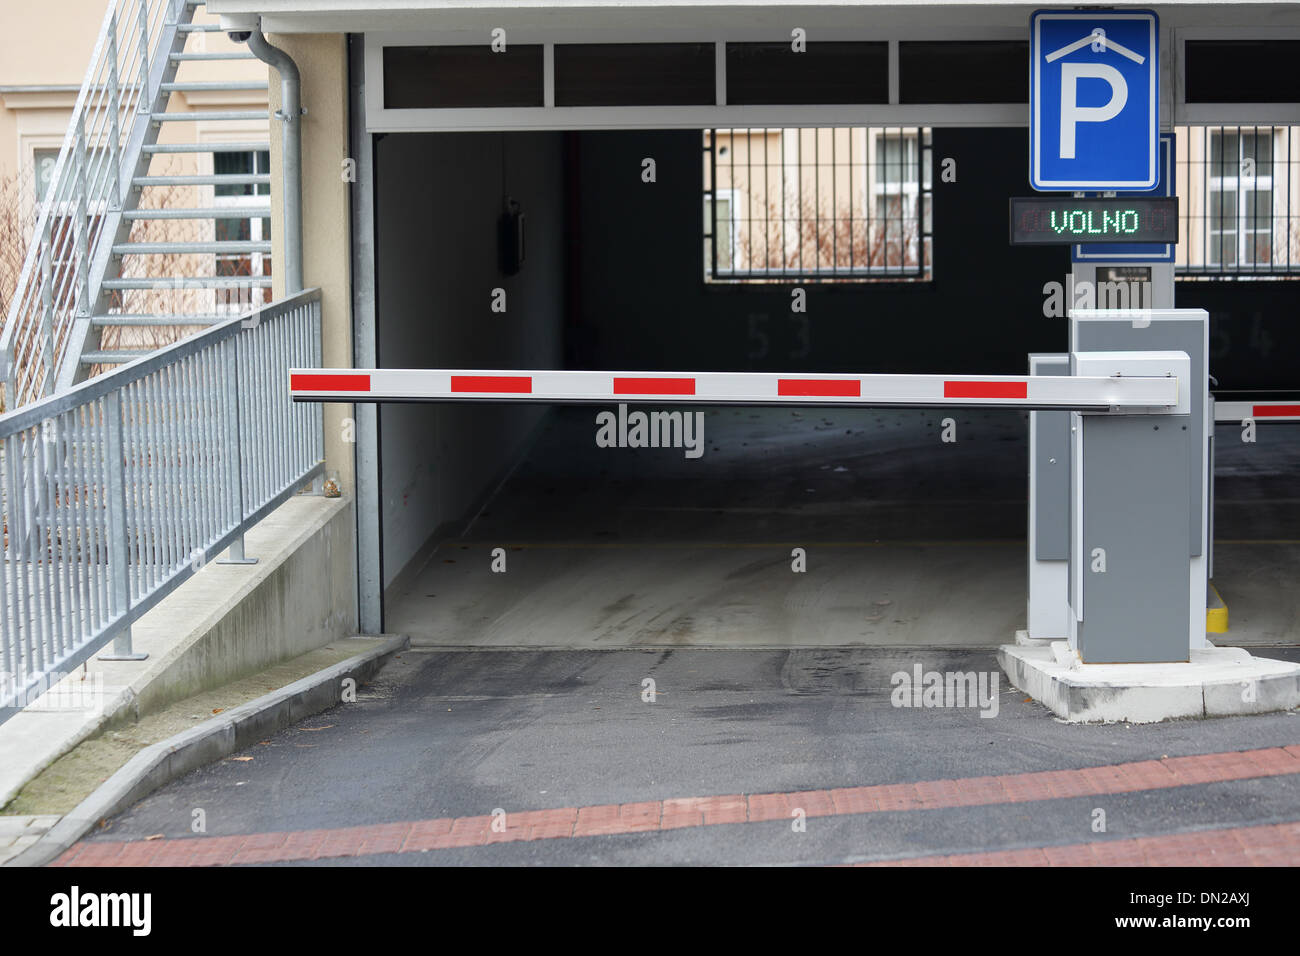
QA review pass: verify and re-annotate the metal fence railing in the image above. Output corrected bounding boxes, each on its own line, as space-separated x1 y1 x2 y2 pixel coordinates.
0 0 190 411
0 289 323 725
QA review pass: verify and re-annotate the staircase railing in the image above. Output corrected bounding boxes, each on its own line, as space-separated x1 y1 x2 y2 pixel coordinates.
0 0 188 412
0 289 323 726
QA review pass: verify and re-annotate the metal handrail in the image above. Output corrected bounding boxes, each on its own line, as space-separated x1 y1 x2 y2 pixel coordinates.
0 289 324 724
0 289 319 434
0 0 185 411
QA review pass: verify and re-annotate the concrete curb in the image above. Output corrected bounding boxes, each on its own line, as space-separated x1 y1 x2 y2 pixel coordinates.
6 634 409 868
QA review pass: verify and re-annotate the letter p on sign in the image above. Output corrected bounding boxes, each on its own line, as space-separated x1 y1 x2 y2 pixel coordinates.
1059 62 1127 159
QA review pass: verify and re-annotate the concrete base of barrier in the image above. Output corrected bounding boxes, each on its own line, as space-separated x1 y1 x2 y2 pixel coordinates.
999 642 1300 723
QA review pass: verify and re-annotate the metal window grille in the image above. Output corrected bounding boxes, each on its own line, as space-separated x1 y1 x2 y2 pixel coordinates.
704 127 932 282
1175 125 1300 278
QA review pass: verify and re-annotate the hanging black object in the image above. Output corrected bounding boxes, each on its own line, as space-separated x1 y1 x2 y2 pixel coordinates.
498 197 526 276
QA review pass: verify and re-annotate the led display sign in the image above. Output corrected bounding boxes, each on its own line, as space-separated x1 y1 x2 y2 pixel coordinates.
1010 197 1178 244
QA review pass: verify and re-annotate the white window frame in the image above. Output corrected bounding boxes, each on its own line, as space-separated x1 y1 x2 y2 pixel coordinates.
210 148 271 313
871 129 921 224
705 187 744 276
31 146 60 207
1206 129 1276 269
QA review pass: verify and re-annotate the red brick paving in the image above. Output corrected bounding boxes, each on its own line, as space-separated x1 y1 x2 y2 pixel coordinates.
65 841 125 866
48 745 1300 867
400 818 453 852
573 802 661 837
112 841 164 867
402 818 459 852
857 821 1300 867
355 822 413 857
829 786 879 815
184 836 243 867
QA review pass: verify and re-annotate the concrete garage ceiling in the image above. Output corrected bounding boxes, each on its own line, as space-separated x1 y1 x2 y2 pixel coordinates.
207 1 1300 35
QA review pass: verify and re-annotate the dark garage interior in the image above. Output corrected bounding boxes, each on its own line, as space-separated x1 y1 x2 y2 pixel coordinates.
371 127 1300 648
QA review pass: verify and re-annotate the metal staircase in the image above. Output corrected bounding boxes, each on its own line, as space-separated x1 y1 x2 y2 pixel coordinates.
0 0 271 410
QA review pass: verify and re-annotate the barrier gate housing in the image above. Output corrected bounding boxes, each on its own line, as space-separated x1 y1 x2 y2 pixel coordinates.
292 307 1209 664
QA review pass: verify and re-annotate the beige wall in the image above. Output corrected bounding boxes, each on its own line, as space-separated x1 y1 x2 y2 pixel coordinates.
0 2 101 88
0 3 272 356
0 2 268 188
265 33 355 492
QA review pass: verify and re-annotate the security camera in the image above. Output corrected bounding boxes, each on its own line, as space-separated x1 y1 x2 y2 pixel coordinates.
227 30 252 42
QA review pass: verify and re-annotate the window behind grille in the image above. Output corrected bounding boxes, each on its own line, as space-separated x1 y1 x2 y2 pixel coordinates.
703 127 932 283
1175 125 1300 278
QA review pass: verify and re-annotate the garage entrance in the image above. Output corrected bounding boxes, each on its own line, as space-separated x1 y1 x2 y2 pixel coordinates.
350 124 1300 649
362 126 1052 648
339 24 1300 651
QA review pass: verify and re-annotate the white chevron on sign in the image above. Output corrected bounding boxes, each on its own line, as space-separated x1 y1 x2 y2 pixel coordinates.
1046 29 1146 65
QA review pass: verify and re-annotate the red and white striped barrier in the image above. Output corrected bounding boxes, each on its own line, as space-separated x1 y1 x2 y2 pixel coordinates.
289 368 1181 411
1214 401 1300 423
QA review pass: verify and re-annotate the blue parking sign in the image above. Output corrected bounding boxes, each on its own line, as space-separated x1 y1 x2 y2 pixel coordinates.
1031 10 1159 191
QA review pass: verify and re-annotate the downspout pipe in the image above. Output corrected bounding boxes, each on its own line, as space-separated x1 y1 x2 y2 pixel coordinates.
234 25 303 295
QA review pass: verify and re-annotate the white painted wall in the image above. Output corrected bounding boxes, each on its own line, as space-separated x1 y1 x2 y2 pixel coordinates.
376 131 565 590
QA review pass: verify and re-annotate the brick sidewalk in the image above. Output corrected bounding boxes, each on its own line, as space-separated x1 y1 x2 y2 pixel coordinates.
51 745 1300 866
856 821 1300 866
